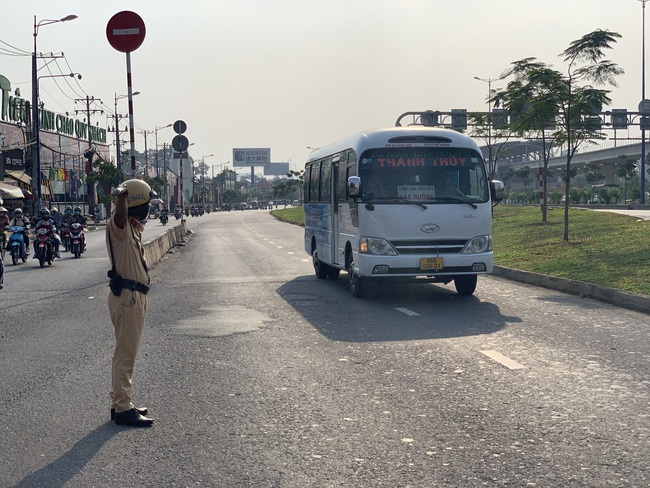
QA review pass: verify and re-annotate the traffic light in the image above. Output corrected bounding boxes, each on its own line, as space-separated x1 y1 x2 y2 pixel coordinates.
611 109 628 129
451 109 467 130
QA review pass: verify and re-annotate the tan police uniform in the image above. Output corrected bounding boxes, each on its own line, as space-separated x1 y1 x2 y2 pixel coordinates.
106 216 150 414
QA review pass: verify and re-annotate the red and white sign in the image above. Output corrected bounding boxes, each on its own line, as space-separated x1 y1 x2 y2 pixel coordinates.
106 11 146 53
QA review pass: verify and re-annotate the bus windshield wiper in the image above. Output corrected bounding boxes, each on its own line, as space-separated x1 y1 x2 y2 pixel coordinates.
432 196 478 209
365 195 427 210
396 198 427 210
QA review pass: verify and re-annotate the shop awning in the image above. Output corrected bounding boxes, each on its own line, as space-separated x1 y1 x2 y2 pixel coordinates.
0 181 25 199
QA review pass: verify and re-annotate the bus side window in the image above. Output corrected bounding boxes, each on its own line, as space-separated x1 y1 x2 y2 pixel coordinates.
308 163 319 202
320 159 331 202
338 151 350 200
346 152 357 200
304 164 312 203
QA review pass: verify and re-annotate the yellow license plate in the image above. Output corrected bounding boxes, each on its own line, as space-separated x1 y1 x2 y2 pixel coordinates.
420 257 443 270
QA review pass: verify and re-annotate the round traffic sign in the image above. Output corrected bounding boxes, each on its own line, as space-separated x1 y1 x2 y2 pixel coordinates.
173 120 187 134
106 11 146 53
172 135 189 152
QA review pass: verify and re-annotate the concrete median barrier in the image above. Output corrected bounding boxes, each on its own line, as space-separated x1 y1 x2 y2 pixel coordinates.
143 222 187 269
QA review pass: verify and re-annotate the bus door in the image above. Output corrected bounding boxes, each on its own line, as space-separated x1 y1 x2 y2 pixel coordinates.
330 155 340 266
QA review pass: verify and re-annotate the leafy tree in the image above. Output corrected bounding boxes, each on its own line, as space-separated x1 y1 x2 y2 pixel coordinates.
494 29 623 240
491 59 562 222
514 166 532 190
584 162 605 202
615 154 637 204
584 162 605 186
468 112 513 179
86 157 118 208
286 170 305 202
498 167 515 191
273 181 294 206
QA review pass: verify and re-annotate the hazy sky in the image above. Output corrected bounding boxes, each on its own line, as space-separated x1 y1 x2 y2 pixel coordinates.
1 0 646 175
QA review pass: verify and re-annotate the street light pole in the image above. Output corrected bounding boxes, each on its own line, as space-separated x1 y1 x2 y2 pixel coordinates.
474 75 506 177
154 123 172 178
199 154 214 205
641 0 647 204
32 14 77 213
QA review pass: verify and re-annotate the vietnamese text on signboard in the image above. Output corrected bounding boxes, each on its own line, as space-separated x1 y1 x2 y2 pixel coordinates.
232 148 270 167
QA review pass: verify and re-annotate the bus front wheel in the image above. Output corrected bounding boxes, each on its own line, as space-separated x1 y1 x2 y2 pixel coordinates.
348 263 364 298
454 275 477 296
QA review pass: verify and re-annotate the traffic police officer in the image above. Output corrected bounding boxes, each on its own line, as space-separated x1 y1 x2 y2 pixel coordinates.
106 179 156 427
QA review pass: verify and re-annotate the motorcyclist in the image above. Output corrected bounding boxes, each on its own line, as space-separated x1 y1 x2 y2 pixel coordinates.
160 206 169 221
51 207 62 229
33 208 61 258
67 206 87 251
8 208 30 251
0 205 9 252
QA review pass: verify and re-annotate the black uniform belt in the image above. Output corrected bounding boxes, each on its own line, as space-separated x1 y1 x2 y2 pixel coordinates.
121 279 150 295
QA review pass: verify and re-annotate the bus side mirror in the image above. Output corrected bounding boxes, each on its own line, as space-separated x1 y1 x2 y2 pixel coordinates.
348 176 361 197
490 180 505 202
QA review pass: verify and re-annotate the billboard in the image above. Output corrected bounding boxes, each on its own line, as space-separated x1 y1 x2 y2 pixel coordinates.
264 162 290 176
232 148 270 167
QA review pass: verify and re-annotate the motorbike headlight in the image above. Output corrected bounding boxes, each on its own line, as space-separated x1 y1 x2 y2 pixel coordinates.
359 237 398 256
462 235 492 254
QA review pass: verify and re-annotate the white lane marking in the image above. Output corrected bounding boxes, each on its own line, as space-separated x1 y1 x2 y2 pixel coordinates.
287 251 295 255
396 307 420 317
301 259 310 263
481 350 526 370
277 246 283 249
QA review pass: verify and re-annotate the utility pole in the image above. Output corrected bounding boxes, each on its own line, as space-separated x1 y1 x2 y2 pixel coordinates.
140 130 150 178
112 113 128 184
75 96 103 211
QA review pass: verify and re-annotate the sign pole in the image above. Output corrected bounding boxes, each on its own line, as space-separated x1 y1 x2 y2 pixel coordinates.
126 51 137 177
106 11 146 179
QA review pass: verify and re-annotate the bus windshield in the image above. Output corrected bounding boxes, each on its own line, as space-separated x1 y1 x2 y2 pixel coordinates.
358 147 488 204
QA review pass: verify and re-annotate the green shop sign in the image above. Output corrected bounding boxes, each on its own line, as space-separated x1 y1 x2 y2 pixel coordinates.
0 73 106 144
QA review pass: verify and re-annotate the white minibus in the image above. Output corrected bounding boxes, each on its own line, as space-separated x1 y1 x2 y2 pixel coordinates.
303 112 504 298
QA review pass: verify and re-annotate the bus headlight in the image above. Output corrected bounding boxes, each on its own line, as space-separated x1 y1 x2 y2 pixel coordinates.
359 237 398 256
462 235 492 254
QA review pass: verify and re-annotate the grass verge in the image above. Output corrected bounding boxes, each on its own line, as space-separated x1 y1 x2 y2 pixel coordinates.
271 205 650 296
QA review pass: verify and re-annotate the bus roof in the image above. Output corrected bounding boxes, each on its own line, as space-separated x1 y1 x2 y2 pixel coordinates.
306 126 481 163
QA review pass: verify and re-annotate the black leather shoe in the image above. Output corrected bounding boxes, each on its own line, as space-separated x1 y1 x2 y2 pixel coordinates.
114 408 153 427
111 406 148 421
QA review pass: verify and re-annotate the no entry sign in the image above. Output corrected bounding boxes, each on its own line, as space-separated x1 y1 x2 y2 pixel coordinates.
106 11 146 53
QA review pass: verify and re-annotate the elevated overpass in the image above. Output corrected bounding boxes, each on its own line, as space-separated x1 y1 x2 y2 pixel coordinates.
489 139 644 189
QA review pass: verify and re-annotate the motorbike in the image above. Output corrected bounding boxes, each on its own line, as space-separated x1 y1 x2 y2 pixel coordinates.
60 223 71 252
198 206 205 216
35 224 55 268
69 222 85 258
160 212 169 226
7 225 28 265
174 208 181 220
185 207 190 217
206 206 211 214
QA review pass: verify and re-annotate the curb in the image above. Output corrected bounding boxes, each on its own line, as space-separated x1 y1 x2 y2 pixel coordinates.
492 265 650 315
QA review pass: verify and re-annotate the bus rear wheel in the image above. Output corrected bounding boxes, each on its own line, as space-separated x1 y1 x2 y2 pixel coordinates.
312 250 329 280
454 275 477 296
